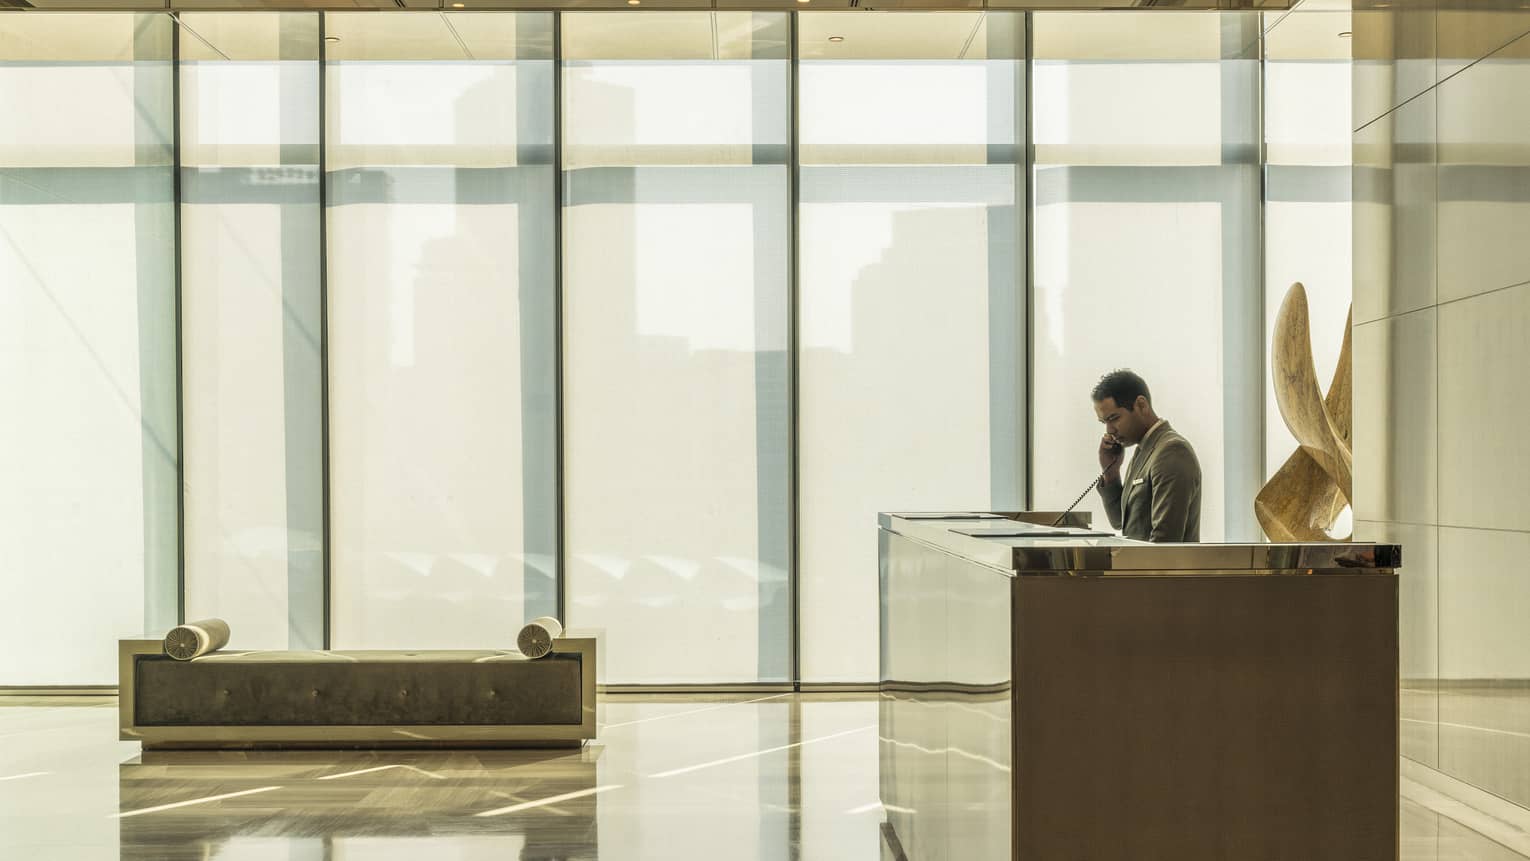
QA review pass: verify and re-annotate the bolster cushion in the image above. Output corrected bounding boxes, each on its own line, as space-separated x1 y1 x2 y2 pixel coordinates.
164 619 231 661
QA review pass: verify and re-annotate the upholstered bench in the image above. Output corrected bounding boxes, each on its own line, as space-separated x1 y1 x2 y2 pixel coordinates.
117 639 596 750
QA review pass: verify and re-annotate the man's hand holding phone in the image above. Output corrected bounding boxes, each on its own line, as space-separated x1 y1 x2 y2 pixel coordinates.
1098 433 1124 486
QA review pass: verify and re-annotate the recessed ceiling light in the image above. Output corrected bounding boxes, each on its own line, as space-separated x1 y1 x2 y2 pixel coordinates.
1338 30 1353 37
451 2 465 6
797 0 811 4
627 0 641 5
324 35 341 43
828 35 844 42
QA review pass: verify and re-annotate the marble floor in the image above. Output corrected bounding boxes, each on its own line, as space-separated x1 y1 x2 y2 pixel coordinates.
0 693 1524 860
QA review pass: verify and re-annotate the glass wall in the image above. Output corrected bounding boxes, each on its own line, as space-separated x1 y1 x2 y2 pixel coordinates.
797 13 1025 683
561 13 791 684
326 14 558 649
179 13 324 650
1030 12 1263 544
3 11 1328 687
0 15 178 684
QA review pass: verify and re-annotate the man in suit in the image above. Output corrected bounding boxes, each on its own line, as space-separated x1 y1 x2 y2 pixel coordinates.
1092 369 1201 543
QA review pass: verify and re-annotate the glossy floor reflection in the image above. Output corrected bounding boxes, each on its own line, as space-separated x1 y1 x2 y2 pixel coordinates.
1439 682 1530 810
0 693 1525 860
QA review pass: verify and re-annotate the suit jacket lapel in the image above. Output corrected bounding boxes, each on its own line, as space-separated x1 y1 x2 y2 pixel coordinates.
1121 450 1141 523
1122 422 1171 526
1133 422 1170 478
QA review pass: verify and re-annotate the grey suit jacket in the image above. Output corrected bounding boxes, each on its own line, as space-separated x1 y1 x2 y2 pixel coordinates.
1096 422 1202 543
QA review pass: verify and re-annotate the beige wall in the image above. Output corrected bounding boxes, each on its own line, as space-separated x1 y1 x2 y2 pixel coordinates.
1353 0 1530 812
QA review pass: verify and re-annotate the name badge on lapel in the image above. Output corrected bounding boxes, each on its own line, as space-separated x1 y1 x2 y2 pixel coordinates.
1131 478 1146 487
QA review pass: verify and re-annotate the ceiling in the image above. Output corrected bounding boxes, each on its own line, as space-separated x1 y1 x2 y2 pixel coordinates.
1 0 1298 11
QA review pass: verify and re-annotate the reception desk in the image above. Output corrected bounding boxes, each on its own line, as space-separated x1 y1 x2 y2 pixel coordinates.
878 512 1401 861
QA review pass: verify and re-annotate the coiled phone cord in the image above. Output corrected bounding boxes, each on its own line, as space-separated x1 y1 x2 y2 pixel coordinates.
1050 449 1123 528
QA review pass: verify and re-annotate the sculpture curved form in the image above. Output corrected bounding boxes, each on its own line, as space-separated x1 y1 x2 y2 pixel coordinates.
1256 282 1353 542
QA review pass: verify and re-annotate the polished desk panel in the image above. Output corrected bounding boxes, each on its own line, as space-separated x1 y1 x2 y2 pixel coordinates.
880 528 1013 861
879 512 1401 861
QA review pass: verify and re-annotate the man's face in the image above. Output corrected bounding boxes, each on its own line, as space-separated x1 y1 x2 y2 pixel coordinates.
1094 396 1149 446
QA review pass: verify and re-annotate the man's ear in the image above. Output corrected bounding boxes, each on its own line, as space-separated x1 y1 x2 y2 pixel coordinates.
1134 395 1149 412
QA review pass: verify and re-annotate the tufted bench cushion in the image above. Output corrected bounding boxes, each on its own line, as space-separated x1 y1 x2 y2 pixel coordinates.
118 640 597 749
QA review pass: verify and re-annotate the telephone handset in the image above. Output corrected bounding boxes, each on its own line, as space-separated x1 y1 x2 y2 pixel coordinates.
1049 437 1124 528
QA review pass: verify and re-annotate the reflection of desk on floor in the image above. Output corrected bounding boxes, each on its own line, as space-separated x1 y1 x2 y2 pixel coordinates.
878 511 1401 861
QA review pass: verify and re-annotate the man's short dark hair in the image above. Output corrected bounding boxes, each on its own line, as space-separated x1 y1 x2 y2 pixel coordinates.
1092 369 1151 410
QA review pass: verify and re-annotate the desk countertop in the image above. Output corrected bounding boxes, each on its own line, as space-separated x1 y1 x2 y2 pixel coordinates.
878 512 1401 575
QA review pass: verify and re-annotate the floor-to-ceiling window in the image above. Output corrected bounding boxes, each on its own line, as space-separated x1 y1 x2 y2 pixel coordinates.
0 15 177 684
1029 12 1263 544
561 13 792 685
4 10 1321 688
1262 7 1353 487
326 13 558 649
179 13 324 650
796 13 1026 684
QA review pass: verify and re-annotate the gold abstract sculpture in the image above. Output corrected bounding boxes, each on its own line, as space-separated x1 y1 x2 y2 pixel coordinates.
1256 282 1353 542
